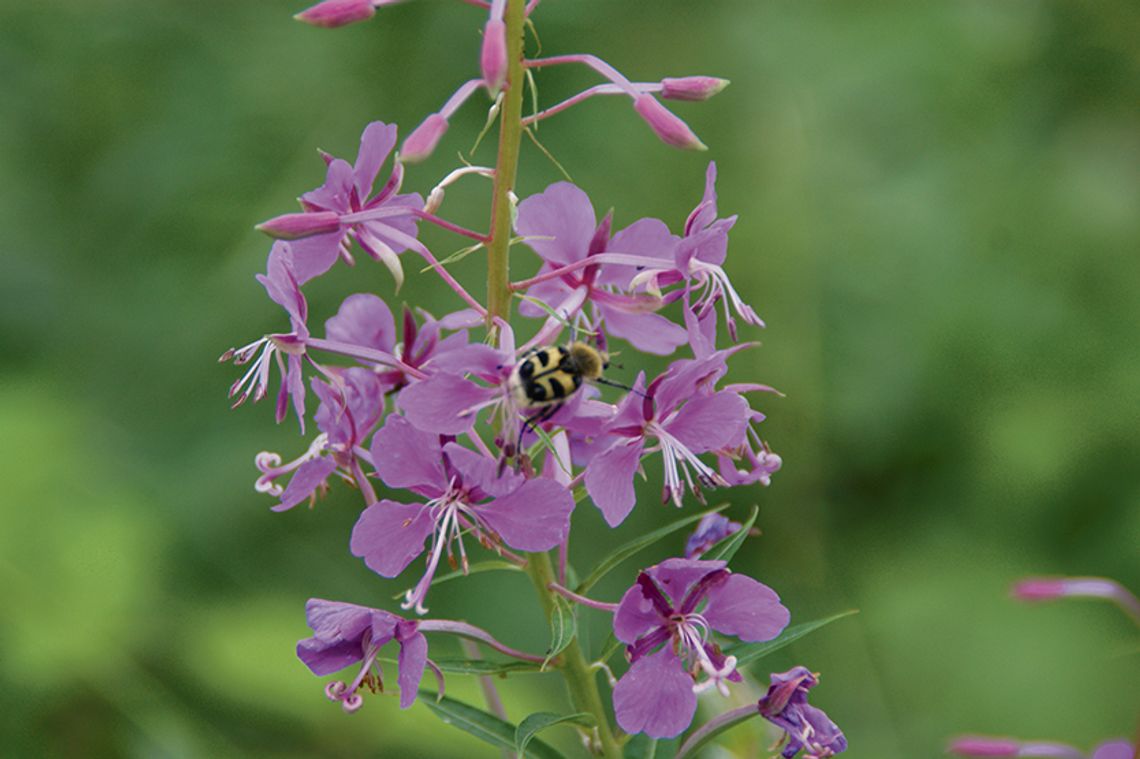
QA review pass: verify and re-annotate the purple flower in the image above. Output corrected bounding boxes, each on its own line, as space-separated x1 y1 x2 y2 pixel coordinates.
223 242 310 430
350 414 574 613
255 367 383 511
258 122 423 286
684 513 742 558
758 666 847 759
297 598 431 712
611 558 789 738
949 738 1134 759
322 294 471 393
584 353 747 526
632 162 761 341
515 182 688 356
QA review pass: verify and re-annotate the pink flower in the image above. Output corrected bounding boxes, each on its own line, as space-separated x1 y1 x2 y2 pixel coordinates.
612 558 789 738
258 122 423 286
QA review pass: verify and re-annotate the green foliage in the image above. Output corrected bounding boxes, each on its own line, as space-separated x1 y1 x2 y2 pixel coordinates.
516 712 595 756
728 609 859 667
575 504 730 594
421 693 565 759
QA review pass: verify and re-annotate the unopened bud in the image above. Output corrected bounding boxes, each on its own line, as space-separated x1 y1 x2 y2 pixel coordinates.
256 211 341 240
400 113 449 164
632 94 707 151
481 19 508 94
294 0 375 29
661 76 730 101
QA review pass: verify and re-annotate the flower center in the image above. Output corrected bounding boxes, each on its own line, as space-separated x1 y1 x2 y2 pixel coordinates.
668 612 738 696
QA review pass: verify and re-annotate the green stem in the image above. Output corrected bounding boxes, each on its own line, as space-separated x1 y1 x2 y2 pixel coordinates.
526 551 623 759
486 0 527 325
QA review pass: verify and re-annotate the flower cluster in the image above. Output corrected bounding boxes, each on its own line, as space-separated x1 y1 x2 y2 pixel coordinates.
222 1 838 755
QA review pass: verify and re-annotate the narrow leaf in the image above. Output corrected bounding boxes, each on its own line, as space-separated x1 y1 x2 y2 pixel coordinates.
727 609 858 667
391 559 521 600
575 504 730 594
543 596 577 669
515 712 595 755
420 692 565 759
704 504 759 563
382 656 540 677
674 704 760 759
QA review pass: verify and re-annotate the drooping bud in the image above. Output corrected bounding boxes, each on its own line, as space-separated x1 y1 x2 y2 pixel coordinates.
632 94 707 151
400 114 449 164
256 211 341 240
294 0 376 28
661 76 730 102
481 19 508 95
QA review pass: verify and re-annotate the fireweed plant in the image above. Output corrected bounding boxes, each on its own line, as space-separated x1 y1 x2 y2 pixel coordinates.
222 1 850 757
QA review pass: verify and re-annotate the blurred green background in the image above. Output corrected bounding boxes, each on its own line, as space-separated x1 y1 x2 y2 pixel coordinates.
2 1 1137 757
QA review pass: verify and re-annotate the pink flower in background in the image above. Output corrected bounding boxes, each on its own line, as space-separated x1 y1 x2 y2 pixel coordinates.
949 737 1134 759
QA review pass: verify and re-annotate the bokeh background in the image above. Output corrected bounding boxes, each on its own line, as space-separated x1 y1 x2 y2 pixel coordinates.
2 1 1137 757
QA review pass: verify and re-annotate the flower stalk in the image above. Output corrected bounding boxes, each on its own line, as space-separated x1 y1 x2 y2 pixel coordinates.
525 551 623 759
485 0 527 325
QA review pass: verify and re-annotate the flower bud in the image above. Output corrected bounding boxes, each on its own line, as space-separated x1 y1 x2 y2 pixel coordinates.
661 76 730 101
481 19 508 95
947 737 1021 756
400 114 449 164
256 211 341 240
294 0 375 28
632 94 707 151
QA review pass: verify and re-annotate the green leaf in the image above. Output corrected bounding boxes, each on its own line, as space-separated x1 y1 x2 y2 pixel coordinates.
594 633 623 664
704 504 759 563
515 712 595 756
575 504 730 594
390 559 521 600
386 656 541 676
420 693 565 759
623 734 678 759
543 596 577 669
727 609 858 667
622 734 657 759
674 706 760 759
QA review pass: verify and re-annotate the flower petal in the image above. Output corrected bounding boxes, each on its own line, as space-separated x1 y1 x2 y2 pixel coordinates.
354 121 398 199
645 558 727 605
325 293 396 352
584 439 645 527
443 442 521 498
296 598 372 675
614 582 666 644
350 499 435 578
287 230 347 285
600 307 688 356
395 624 428 709
703 574 789 642
476 478 573 552
397 374 497 434
371 414 445 493
273 456 337 512
597 216 677 288
516 182 596 265
664 391 747 452
1092 743 1135 759
612 647 697 739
